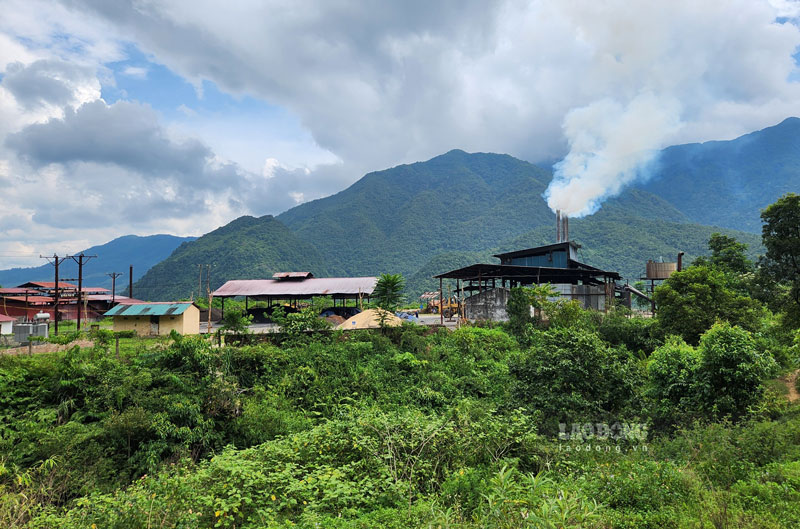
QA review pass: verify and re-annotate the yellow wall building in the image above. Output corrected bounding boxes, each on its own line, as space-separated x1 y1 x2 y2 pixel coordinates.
105 302 200 336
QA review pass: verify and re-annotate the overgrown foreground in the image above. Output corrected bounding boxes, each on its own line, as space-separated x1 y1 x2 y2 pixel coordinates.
1 315 799 528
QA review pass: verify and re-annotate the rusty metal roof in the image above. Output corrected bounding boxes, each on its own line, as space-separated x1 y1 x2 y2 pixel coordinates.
213 277 378 298
3 296 56 304
0 314 16 322
272 271 314 279
0 288 36 295
104 302 195 317
17 281 77 289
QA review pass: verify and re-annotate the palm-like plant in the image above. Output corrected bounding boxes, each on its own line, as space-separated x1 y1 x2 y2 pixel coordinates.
373 273 406 312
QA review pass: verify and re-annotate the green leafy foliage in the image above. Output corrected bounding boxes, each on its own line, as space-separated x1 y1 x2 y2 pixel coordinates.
509 327 645 435
372 273 406 311
695 323 778 420
758 192 800 326
654 265 766 344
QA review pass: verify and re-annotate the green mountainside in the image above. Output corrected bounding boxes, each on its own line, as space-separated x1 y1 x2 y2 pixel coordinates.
134 146 767 301
0 234 194 291
133 215 329 301
643 117 800 232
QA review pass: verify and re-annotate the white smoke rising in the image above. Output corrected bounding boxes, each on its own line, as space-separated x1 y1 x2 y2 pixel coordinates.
544 93 683 217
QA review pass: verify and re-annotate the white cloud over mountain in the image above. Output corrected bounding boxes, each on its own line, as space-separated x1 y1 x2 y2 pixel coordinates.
0 0 799 267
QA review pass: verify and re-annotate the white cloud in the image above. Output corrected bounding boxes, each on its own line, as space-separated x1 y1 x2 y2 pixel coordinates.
121 65 148 79
0 0 800 266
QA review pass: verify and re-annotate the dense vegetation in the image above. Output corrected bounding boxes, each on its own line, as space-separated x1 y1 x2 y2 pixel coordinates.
3 195 800 527
1 305 797 527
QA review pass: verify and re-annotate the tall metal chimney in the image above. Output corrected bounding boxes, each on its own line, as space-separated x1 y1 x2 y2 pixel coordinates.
563 215 569 242
556 210 562 242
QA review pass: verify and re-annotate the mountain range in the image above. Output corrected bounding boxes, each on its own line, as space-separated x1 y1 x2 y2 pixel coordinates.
134 114 800 301
0 235 195 292
8 117 793 301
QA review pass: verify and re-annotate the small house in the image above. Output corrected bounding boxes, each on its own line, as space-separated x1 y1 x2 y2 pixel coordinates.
104 302 200 336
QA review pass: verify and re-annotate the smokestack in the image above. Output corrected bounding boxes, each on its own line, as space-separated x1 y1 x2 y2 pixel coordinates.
677 251 685 272
563 216 569 242
556 210 562 242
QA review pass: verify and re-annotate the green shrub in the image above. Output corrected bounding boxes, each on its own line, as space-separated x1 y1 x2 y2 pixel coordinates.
696 323 777 420
510 328 645 435
646 337 701 428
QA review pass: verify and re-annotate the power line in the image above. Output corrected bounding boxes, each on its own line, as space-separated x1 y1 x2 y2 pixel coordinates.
39 254 67 335
107 272 123 304
67 253 97 331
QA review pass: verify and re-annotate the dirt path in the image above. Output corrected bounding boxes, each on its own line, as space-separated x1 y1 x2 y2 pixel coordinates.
1 340 94 356
779 369 800 403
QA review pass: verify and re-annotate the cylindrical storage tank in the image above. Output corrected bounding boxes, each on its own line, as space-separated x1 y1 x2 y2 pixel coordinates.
646 260 677 280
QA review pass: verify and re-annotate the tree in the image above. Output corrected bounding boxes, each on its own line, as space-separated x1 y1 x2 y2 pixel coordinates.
505 284 556 335
509 328 645 435
373 273 406 312
696 323 776 420
758 193 800 325
693 233 753 294
653 266 765 344
646 337 701 428
707 233 753 275
219 310 253 334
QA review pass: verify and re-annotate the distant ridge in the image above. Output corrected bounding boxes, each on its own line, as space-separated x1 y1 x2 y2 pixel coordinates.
643 116 800 232
0 234 195 291
135 138 772 300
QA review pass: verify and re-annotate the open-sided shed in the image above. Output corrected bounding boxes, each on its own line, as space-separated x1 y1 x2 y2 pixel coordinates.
212 274 377 316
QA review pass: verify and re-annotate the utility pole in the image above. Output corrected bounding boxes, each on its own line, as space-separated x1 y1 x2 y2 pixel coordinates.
198 264 203 304
129 266 133 299
106 272 122 304
207 265 213 333
68 253 96 332
40 254 67 335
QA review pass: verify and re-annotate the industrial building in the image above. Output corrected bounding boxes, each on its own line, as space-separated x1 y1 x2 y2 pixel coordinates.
0 281 138 321
104 302 200 336
212 272 377 319
433 213 621 321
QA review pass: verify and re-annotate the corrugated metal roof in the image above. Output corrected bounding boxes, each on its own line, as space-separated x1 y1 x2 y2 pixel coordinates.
0 314 16 322
0 288 36 295
493 241 579 259
18 281 77 289
4 296 55 303
86 295 141 303
272 272 314 279
213 277 378 298
81 286 110 293
104 302 195 317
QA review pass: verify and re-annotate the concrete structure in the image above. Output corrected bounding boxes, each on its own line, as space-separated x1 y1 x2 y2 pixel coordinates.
464 287 512 321
0 314 15 335
104 302 200 336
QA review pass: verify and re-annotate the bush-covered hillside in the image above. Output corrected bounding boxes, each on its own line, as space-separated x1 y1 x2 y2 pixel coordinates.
2 257 799 528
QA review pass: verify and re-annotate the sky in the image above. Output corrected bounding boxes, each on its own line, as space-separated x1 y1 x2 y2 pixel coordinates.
1 0 800 269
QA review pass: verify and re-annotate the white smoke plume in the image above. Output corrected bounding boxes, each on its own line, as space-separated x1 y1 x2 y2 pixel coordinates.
544 93 683 217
